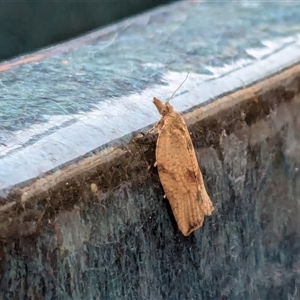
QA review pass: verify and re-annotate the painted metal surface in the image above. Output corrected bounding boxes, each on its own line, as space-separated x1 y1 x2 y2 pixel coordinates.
1 0 300 192
0 2 300 298
1 68 300 299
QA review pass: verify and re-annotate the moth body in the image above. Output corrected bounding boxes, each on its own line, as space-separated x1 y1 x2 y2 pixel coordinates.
153 97 214 236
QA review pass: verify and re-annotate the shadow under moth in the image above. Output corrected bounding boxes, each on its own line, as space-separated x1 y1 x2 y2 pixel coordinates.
152 78 214 236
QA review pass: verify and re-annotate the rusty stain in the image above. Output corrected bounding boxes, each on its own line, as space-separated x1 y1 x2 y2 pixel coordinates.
0 54 45 72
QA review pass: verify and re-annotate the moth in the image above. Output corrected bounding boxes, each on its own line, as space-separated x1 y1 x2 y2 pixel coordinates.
153 76 214 236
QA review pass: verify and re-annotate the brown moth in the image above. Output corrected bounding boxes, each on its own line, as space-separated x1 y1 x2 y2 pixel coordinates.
153 82 214 236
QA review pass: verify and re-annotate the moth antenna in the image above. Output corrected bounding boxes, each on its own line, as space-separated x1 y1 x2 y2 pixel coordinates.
166 72 189 104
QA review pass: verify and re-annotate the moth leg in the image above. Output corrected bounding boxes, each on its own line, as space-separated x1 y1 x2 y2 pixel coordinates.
163 194 166 199
140 122 160 136
154 162 157 167
150 118 164 133
148 122 160 134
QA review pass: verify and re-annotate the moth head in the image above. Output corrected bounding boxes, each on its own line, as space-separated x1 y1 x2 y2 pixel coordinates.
153 97 174 116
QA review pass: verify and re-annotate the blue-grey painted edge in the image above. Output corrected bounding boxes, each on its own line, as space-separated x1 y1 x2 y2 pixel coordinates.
1 44 300 195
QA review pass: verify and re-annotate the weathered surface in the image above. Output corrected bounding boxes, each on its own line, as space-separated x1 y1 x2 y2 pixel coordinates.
1 0 300 193
0 65 300 299
0 0 300 299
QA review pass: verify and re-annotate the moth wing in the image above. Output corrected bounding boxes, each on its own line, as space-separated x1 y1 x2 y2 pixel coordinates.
156 118 207 236
181 119 214 217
